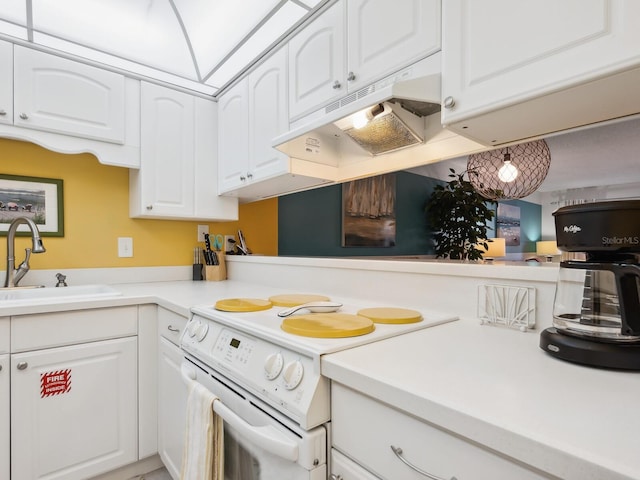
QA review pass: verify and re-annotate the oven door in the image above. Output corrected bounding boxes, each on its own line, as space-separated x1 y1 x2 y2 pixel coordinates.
181 358 327 480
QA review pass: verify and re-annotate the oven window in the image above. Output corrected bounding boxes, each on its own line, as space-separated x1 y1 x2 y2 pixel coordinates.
224 426 309 480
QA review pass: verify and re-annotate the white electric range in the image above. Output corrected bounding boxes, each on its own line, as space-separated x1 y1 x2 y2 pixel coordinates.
183 296 458 430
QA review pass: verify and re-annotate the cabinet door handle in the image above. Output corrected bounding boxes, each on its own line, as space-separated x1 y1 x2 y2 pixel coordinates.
347 71 356 82
391 446 457 480
17 362 28 370
332 80 342 90
329 475 343 480
0 109 6 116
443 96 456 109
0 364 2 372
247 173 253 179
19 113 29 120
167 325 180 332
240 176 246 181
146 205 153 210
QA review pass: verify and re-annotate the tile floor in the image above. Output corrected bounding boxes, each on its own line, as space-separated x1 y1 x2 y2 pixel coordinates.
133 467 173 480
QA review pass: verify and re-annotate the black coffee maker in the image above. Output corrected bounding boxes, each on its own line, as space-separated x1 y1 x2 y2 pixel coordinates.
540 200 640 369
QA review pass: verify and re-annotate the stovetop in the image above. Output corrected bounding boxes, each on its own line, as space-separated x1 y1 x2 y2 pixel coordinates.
190 298 457 357
182 295 458 429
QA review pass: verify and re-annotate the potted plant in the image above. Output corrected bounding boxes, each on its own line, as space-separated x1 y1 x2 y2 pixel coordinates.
425 168 497 260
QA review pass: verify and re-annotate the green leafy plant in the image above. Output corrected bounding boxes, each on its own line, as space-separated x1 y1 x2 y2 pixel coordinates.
425 168 497 260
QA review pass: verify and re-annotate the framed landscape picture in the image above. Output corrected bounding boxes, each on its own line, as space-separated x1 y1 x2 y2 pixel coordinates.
0 174 64 236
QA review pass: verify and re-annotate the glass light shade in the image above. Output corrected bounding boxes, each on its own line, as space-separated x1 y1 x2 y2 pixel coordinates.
480 238 506 258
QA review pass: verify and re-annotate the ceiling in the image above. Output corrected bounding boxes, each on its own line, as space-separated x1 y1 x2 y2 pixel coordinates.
412 115 640 198
0 0 324 95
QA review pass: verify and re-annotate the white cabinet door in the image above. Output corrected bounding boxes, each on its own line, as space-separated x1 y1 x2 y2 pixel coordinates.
13 45 125 143
218 77 250 193
0 354 9 480
137 82 195 217
157 337 188 480
11 337 138 480
0 40 12 125
288 0 345 119
441 0 640 144
248 47 289 182
346 0 440 93
193 96 239 220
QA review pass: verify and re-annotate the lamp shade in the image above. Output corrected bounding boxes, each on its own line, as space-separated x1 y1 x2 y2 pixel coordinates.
479 237 506 258
536 240 560 256
467 139 551 200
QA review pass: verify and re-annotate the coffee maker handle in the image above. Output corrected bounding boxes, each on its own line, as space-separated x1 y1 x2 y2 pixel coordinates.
614 263 640 336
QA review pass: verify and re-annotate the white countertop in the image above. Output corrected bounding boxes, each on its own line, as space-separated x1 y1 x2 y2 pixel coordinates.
322 320 640 480
2 262 628 479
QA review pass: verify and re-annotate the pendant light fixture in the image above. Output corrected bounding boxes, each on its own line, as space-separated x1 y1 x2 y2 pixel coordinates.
467 139 551 200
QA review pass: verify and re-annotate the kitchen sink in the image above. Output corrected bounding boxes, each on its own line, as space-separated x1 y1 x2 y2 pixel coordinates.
0 284 122 303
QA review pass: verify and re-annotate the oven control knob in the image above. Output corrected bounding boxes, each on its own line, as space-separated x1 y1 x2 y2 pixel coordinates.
187 320 200 337
195 322 209 342
264 352 284 380
282 360 304 390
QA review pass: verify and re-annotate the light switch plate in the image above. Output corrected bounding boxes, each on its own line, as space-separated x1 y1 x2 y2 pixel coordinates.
118 237 133 258
197 225 209 242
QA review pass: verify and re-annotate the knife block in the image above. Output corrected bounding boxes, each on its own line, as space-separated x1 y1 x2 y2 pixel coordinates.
204 253 226 281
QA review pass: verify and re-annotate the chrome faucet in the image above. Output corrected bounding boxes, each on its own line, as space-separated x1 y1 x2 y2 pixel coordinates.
4 217 46 288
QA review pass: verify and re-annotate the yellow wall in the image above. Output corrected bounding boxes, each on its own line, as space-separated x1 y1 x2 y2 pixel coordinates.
0 138 277 270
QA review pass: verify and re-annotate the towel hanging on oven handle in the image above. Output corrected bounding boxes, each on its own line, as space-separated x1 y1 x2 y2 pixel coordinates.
181 363 299 462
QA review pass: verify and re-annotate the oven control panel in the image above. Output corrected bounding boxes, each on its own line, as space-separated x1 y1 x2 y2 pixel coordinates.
181 315 329 428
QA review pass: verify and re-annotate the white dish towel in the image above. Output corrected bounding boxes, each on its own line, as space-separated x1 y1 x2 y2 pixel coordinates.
180 381 224 480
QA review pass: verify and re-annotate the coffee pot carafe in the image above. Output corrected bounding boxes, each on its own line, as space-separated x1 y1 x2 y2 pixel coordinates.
540 200 640 369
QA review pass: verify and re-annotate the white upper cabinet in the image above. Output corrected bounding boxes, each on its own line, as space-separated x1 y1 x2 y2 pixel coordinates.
346 0 440 93
249 47 290 182
0 353 8 480
0 42 140 168
132 82 238 220
218 77 250 193
441 0 640 145
288 0 440 120
13 45 126 144
288 1 345 120
219 47 332 201
138 83 195 218
0 41 12 125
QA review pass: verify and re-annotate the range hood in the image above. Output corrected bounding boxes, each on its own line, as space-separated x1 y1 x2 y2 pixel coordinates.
273 53 449 164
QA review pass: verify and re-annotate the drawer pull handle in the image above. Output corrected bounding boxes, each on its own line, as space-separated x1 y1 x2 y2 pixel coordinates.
391 445 457 480
17 362 28 370
167 325 180 332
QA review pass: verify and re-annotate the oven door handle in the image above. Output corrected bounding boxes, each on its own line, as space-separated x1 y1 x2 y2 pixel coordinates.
181 363 299 462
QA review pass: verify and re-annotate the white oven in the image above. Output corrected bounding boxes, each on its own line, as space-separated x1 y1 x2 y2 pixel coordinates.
181 297 457 480
181 356 327 480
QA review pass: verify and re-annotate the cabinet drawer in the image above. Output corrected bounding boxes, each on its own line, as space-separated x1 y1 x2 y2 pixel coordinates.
11 306 137 352
332 384 548 480
0 317 8 353
157 307 187 345
331 449 379 479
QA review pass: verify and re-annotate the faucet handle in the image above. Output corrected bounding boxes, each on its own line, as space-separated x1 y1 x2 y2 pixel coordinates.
21 248 31 267
55 273 68 287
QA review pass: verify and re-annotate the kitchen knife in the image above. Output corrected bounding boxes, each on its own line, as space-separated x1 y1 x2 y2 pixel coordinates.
204 234 213 265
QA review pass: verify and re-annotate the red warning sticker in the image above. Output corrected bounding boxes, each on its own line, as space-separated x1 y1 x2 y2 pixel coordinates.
41 369 71 398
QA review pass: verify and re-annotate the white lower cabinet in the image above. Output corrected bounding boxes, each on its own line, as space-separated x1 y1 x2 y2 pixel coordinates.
0 353 9 480
157 308 188 480
331 383 549 480
11 337 138 480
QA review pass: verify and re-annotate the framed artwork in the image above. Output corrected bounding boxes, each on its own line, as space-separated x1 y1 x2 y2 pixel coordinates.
0 174 64 236
342 173 396 247
496 203 520 246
